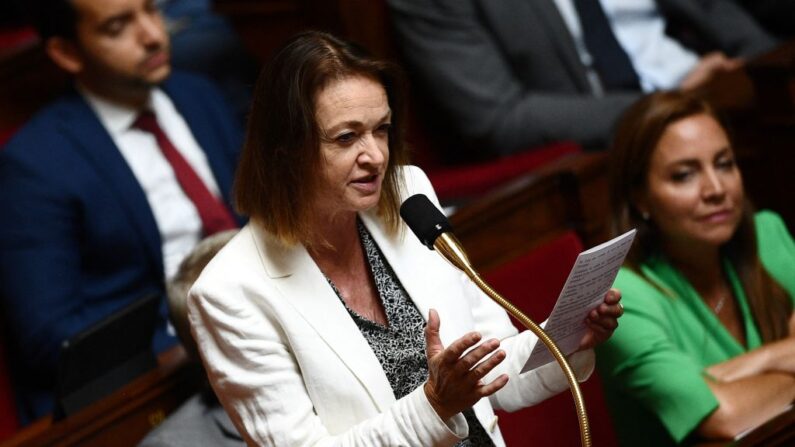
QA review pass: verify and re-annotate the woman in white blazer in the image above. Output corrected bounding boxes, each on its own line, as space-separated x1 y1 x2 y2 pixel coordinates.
187 31 623 446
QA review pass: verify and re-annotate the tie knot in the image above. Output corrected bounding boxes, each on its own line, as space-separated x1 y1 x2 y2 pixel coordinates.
133 110 159 134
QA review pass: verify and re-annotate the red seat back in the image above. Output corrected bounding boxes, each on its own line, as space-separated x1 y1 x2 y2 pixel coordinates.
424 142 580 203
0 334 19 441
483 231 618 447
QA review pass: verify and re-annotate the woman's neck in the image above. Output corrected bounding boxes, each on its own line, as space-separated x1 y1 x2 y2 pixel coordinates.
307 211 361 266
663 240 725 296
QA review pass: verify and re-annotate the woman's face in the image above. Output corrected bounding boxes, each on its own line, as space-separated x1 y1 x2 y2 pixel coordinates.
636 113 744 252
313 75 391 217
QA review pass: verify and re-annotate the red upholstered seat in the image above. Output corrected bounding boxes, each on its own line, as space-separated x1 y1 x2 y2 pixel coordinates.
0 26 36 51
0 336 19 441
424 142 581 203
482 231 618 447
0 26 37 149
0 124 20 148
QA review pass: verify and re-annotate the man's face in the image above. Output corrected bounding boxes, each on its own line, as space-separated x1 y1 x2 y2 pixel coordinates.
70 0 171 94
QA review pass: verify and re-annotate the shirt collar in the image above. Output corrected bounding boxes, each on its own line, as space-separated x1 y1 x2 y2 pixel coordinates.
77 84 158 135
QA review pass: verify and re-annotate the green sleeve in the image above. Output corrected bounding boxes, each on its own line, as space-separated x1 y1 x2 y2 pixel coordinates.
598 268 718 443
755 210 795 302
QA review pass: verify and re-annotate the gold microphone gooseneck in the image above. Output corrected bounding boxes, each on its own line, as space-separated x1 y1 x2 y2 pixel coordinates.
434 232 591 447
400 194 590 447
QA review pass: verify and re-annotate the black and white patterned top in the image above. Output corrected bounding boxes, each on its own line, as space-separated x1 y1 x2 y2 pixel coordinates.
325 220 494 446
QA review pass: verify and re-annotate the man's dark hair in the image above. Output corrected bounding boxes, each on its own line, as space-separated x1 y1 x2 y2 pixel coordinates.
28 0 79 41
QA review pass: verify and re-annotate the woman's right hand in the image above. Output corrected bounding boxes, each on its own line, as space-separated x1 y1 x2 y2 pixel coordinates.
423 309 509 421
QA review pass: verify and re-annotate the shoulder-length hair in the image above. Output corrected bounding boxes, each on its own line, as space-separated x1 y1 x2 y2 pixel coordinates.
609 91 791 343
234 30 408 246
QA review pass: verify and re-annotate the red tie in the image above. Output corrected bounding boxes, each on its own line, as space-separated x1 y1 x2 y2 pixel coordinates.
133 111 237 236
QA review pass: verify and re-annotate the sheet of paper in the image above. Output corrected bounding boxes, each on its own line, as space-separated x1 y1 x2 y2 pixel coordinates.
522 229 636 373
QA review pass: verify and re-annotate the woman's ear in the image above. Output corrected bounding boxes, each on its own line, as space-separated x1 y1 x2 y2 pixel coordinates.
45 37 84 75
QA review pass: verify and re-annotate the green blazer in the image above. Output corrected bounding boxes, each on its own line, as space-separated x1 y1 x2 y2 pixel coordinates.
596 211 795 446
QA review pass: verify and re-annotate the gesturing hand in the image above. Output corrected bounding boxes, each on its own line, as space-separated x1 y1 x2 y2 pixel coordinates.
578 288 623 351
423 309 509 421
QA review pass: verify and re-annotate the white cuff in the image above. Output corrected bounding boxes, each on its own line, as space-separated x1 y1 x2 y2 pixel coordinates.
406 385 468 444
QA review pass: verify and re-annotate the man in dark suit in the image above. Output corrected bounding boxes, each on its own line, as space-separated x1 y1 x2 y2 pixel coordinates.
387 0 776 156
0 0 242 423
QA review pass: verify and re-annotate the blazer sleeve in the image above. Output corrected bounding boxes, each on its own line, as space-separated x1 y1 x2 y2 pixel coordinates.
188 279 467 447
386 0 639 154
0 140 105 373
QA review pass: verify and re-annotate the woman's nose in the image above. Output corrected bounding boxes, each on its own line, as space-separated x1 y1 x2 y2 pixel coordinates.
702 169 726 200
359 134 386 165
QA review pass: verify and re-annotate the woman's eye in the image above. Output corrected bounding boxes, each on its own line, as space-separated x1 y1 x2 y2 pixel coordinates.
335 132 356 144
670 170 693 182
716 157 735 171
376 123 391 134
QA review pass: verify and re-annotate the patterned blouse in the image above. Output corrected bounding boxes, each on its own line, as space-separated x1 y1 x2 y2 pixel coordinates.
325 220 494 446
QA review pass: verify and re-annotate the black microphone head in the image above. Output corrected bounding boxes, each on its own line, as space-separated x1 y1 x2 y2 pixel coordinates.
400 194 453 250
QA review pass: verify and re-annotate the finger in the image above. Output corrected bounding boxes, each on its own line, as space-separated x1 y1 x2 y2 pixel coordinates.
469 349 506 381
603 288 621 305
595 302 623 318
424 309 444 359
476 374 509 397
440 331 482 364
456 339 500 373
587 315 618 332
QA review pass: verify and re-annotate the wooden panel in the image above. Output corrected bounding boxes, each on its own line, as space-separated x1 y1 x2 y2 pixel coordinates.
0 347 199 447
213 0 305 64
213 0 394 63
451 163 580 272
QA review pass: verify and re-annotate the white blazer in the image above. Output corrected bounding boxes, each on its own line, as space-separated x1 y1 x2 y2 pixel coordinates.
188 166 594 446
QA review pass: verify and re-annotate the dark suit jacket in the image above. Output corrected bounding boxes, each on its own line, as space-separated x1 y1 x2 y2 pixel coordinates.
387 0 776 155
0 72 243 423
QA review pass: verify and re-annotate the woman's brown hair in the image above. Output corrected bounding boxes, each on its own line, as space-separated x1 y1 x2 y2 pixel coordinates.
609 91 792 342
234 31 409 245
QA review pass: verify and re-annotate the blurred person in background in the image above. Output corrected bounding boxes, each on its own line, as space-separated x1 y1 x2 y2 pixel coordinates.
0 0 242 424
597 91 795 446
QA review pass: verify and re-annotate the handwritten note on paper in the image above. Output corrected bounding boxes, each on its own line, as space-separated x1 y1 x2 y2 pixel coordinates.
521 229 636 373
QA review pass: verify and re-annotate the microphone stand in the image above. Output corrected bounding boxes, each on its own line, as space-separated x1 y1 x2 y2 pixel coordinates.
434 232 592 447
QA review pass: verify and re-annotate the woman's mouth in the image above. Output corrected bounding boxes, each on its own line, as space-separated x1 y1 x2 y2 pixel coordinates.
700 209 734 224
350 174 380 194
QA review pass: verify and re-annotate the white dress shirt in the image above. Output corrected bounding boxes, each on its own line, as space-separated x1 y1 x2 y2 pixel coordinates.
81 86 222 280
553 0 700 92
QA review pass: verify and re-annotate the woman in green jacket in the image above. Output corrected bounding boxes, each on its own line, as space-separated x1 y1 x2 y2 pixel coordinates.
597 91 795 446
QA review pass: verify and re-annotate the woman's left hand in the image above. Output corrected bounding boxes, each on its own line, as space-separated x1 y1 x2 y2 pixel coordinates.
578 288 623 351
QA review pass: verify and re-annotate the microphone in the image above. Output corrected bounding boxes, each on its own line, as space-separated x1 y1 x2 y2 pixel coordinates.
400 194 471 273
400 193 593 447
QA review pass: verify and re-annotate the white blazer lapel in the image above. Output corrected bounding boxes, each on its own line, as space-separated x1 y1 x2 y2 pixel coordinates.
249 226 396 411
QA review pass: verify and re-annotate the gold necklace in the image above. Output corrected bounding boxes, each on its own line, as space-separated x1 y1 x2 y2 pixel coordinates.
713 294 728 314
